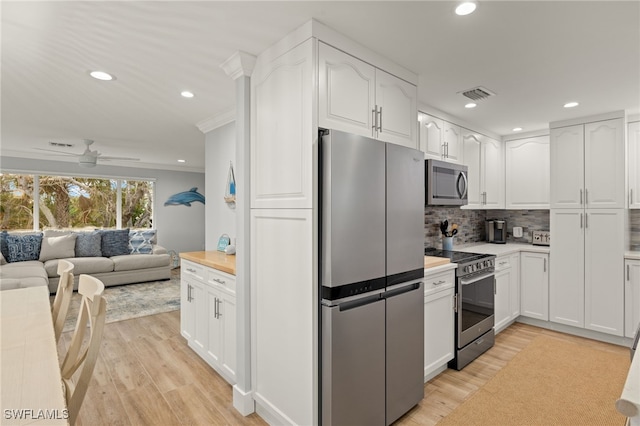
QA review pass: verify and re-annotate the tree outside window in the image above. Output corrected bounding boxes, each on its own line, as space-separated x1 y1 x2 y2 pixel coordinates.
0 174 153 231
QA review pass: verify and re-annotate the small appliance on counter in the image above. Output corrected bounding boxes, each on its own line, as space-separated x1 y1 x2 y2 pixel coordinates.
486 219 507 244
532 230 551 246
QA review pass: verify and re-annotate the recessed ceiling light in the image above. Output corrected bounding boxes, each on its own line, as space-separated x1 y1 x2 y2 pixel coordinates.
465 102 477 109
89 71 114 81
513 127 523 132
564 101 579 108
455 1 477 16
177 159 186 163
181 91 194 98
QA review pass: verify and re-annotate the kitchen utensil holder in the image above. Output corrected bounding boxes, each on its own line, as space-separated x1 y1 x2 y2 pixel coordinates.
443 236 453 251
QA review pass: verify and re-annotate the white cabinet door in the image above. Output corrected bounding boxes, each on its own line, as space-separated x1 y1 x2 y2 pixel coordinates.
180 277 195 341
520 252 549 321
443 121 463 164
207 287 222 365
505 136 550 209
375 68 417 148
462 131 482 209
191 280 207 354
423 287 454 380
625 259 640 337
584 209 624 336
318 42 376 139
482 136 504 209
509 253 520 320
419 113 444 160
629 122 640 209
252 39 314 209
494 267 511 333
550 125 584 209
584 119 625 209
221 291 237 380
550 210 585 328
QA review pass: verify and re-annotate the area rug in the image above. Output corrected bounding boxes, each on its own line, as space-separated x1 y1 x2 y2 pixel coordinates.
437 335 630 426
55 275 180 332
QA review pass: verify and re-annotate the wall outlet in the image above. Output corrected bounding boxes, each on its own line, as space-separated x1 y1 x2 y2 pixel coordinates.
532 230 550 246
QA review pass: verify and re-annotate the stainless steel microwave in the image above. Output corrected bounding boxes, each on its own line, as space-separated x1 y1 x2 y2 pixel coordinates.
425 159 468 206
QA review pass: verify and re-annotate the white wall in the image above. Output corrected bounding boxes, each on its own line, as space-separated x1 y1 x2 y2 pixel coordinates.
0 156 205 254
205 122 236 250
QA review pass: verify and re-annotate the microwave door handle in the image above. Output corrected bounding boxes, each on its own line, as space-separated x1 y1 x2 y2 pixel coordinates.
457 172 468 199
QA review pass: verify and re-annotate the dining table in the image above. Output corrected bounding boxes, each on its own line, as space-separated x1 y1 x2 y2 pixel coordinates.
1 286 68 425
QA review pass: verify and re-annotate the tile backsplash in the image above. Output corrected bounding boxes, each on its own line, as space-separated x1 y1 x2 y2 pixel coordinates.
424 207 550 249
631 210 640 250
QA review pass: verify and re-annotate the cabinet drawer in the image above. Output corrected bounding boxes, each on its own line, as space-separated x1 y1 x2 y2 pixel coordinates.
424 270 454 295
495 256 511 271
181 260 205 281
207 268 236 293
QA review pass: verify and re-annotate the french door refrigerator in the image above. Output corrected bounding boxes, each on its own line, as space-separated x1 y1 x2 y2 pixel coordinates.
319 129 425 425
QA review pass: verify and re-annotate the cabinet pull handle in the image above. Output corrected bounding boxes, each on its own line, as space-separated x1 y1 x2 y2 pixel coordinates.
585 213 588 229
214 297 219 319
544 258 547 273
213 278 226 285
433 280 446 286
188 284 192 302
580 213 583 228
217 299 222 318
442 143 446 159
187 268 196 273
453 294 458 313
378 106 382 132
580 189 583 205
372 108 377 131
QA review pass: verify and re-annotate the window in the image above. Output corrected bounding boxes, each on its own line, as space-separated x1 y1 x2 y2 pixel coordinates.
0 174 154 231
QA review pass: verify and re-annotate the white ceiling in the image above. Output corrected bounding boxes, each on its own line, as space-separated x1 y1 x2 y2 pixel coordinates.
2 1 639 173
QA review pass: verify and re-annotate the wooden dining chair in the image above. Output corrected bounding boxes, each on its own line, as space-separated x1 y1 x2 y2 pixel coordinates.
51 259 74 342
60 274 106 425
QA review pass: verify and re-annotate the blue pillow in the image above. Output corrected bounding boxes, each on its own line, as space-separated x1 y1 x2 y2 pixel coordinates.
74 231 103 257
129 229 156 254
101 229 130 257
5 233 43 263
0 231 8 260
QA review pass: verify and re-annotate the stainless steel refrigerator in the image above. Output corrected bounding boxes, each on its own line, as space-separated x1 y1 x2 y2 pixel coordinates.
320 129 425 426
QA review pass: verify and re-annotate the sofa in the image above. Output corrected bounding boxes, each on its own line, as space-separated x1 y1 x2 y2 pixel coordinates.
0 228 171 293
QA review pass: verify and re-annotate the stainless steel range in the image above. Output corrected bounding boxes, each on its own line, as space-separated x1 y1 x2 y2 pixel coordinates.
425 248 497 370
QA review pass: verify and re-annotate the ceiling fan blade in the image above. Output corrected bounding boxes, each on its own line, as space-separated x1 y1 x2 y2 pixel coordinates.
99 156 141 161
34 148 81 157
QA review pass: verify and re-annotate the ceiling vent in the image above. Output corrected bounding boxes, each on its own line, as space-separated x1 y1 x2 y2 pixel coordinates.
48 141 74 148
460 86 496 101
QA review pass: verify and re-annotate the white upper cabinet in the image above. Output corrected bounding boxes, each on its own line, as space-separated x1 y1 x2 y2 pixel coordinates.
551 118 625 209
462 131 504 209
318 43 376 139
252 39 315 209
418 113 463 163
319 42 417 149
628 121 640 209
505 136 550 209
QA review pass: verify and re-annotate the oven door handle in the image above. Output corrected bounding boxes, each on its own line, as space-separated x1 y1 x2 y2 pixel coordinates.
459 271 494 286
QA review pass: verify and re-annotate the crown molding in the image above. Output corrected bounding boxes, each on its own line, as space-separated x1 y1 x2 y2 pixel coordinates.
196 108 236 134
220 51 256 80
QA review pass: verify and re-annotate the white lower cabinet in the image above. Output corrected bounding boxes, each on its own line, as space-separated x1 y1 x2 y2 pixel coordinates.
625 259 640 338
423 268 455 381
181 259 236 384
494 253 520 333
520 251 549 321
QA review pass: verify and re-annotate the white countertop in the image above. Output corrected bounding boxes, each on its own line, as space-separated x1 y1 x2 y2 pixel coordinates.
455 242 551 256
626 251 640 260
423 262 457 274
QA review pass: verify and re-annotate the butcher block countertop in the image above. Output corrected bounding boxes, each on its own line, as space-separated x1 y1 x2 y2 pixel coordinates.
180 251 236 275
424 255 451 269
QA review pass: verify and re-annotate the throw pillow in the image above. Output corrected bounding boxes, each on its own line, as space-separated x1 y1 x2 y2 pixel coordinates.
5 233 43 263
129 229 156 254
39 233 77 262
75 231 103 257
101 229 130 257
0 231 8 260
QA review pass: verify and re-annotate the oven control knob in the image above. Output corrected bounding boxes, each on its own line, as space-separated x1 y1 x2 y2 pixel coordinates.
476 262 483 271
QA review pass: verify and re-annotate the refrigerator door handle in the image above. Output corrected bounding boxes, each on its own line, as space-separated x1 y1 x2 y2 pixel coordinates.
338 293 382 312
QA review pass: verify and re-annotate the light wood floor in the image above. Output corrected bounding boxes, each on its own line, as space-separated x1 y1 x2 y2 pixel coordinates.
59 314 628 425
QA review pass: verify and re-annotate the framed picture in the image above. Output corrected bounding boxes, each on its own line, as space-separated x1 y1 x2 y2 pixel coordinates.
217 234 230 252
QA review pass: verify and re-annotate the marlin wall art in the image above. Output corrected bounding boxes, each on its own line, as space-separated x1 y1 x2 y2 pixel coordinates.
164 187 205 207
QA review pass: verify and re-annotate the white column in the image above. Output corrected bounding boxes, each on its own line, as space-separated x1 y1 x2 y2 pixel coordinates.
220 51 256 416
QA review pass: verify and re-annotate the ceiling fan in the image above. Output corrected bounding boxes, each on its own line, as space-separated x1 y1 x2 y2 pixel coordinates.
36 139 141 168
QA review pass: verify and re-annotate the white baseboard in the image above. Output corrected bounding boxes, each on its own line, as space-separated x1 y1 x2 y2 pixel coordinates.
516 316 633 347
254 393 297 426
424 364 448 383
233 385 255 416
